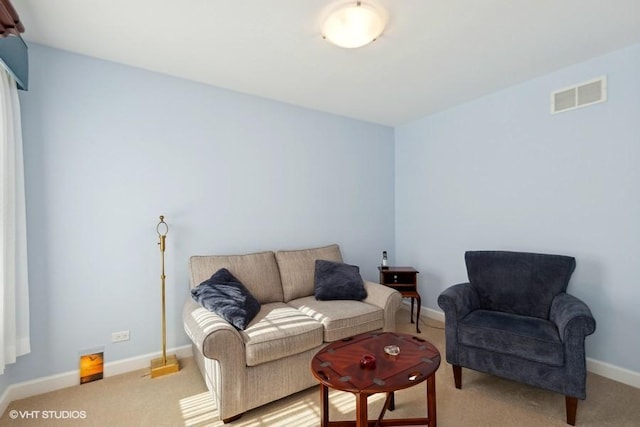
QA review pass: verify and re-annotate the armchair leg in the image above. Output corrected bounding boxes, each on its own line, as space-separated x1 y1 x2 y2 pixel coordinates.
453 365 462 389
566 396 577 426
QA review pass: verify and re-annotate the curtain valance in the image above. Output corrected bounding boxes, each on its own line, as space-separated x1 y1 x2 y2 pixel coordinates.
0 0 27 90
0 0 24 38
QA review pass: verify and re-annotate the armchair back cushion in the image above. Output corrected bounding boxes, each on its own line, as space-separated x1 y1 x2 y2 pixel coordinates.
276 244 343 302
189 251 284 304
465 251 576 319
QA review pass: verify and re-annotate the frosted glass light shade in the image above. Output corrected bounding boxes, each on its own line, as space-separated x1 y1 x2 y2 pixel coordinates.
322 2 386 48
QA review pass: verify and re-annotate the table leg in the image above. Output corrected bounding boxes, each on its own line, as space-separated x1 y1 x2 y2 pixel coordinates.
427 374 437 427
410 297 415 324
415 294 422 333
356 393 369 427
320 384 329 427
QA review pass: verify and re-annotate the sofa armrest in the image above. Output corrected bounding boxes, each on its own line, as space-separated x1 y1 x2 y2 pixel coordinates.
183 299 246 365
363 281 402 332
550 293 596 342
183 299 250 420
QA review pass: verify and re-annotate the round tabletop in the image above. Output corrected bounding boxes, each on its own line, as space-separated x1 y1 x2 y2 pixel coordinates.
311 331 441 394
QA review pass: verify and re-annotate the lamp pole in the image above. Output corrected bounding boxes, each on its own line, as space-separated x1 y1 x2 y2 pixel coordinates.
150 215 179 378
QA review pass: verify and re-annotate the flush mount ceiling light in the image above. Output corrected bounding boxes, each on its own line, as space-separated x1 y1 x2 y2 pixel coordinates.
321 1 387 49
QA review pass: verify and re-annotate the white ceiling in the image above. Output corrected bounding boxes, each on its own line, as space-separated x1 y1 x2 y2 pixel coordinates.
14 0 640 126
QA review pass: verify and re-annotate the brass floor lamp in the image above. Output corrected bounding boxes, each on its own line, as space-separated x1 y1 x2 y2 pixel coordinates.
150 215 180 378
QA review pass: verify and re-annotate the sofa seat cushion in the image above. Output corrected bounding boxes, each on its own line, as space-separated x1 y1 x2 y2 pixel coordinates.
288 296 384 342
240 302 324 367
459 309 564 366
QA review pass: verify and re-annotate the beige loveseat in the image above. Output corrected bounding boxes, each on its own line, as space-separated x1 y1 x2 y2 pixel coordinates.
182 244 402 422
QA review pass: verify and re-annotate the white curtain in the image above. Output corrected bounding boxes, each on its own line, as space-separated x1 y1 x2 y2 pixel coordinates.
0 67 30 374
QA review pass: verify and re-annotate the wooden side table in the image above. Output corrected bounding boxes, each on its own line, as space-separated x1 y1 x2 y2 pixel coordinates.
378 266 421 333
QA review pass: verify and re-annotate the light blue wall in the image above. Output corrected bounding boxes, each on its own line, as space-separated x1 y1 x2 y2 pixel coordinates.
5 40 639 397
395 44 640 373
3 43 394 387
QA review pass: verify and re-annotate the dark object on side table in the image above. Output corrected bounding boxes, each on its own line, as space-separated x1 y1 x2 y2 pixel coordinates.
438 251 596 426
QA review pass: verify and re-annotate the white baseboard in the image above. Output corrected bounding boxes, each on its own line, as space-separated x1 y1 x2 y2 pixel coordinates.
422 307 445 323
586 357 640 388
405 301 640 389
0 345 192 416
399 300 444 323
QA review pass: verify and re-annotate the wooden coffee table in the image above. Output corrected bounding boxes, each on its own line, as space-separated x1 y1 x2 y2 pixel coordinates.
311 331 441 427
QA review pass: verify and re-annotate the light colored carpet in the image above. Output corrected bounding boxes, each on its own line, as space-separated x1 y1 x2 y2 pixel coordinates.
2 309 639 427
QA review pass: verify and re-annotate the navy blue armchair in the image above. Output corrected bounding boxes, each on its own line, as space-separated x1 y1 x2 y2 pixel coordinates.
438 251 596 425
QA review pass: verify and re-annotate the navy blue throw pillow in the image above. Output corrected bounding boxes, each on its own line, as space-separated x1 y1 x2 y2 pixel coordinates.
314 260 367 301
191 268 261 330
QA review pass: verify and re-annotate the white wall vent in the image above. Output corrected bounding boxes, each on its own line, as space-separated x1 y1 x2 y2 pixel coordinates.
551 76 607 114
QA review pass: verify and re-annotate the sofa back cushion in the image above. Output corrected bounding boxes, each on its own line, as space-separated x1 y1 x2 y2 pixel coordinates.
276 244 343 302
465 250 576 319
190 251 284 304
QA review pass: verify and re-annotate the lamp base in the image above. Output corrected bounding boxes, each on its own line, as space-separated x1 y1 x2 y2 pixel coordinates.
150 354 180 378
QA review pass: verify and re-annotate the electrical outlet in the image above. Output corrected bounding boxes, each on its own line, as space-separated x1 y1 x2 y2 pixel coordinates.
111 330 130 343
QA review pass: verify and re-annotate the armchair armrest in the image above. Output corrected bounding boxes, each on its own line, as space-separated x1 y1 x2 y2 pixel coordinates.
437 283 480 321
549 293 596 399
550 293 596 342
363 280 402 332
437 283 480 364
